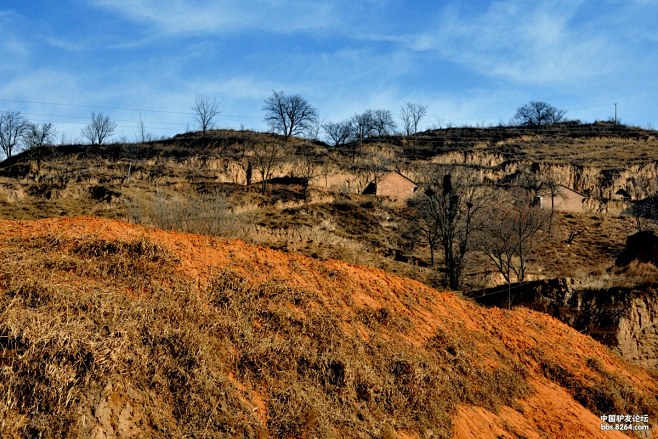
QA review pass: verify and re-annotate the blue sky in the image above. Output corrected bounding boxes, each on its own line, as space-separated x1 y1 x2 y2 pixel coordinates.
1 0 657 142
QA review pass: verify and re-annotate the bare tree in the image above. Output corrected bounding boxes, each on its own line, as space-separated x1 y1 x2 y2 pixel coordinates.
294 145 320 201
514 101 566 127
263 90 319 138
229 138 254 186
400 102 427 137
538 172 563 233
191 94 221 134
322 120 353 147
137 113 155 144
0 111 29 159
402 198 441 268
630 176 658 231
371 109 396 136
253 140 283 193
349 110 376 161
406 167 486 290
476 190 548 289
23 122 56 150
351 110 376 143
22 122 57 174
82 112 117 145
630 197 658 232
518 169 564 233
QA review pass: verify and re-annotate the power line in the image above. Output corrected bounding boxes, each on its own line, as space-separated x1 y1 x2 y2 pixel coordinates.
0 113 184 132
24 119 182 132
1 97 623 135
0 97 263 120
2 97 619 125
13 111 189 127
0 106 260 134
0 98 192 115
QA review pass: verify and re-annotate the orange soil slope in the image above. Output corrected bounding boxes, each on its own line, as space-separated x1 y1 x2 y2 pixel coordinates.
0 216 656 438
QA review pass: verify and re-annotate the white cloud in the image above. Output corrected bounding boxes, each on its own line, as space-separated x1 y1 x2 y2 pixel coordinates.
0 11 31 69
44 37 90 52
395 0 630 87
0 38 29 61
87 0 339 36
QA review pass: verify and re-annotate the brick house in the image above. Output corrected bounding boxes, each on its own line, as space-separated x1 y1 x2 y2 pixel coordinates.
536 185 587 212
362 171 419 201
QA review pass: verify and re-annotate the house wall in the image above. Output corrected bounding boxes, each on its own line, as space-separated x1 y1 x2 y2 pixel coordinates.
548 187 586 212
375 172 417 201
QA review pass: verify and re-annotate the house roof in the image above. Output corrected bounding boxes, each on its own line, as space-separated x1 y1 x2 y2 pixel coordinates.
557 184 586 198
380 170 418 187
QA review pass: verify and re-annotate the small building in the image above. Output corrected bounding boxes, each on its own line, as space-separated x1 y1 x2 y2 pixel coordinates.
536 185 587 212
363 171 418 201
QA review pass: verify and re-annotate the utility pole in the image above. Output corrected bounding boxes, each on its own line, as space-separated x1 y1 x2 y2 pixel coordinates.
614 103 618 125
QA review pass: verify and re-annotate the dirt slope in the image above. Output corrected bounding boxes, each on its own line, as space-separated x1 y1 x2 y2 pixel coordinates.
0 217 656 438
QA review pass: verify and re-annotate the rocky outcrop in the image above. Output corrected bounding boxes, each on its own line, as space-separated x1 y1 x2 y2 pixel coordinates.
467 279 658 370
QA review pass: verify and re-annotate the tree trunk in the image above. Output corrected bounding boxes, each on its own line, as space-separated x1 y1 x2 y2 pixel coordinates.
246 162 252 186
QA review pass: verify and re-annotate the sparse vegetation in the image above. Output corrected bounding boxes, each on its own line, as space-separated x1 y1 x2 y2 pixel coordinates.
1 219 656 437
1 118 658 436
0 124 657 292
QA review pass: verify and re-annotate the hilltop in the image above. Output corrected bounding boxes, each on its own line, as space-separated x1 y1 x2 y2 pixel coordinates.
408 121 658 166
1 217 656 437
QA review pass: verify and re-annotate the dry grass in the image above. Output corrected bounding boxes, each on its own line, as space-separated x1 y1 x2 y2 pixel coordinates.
0 234 491 437
571 261 658 290
530 351 658 419
1 220 657 437
0 236 261 437
409 122 658 166
125 187 249 238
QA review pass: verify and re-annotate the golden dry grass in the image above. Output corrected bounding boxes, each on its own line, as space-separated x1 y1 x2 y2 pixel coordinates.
0 217 656 438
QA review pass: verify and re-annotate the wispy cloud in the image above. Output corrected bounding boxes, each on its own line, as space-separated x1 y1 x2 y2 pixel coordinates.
0 10 31 69
0 38 30 61
0 70 88 109
397 0 627 87
87 0 339 37
44 37 90 52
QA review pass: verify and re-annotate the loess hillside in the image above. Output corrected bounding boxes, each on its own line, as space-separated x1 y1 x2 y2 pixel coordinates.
1 217 657 438
1 125 657 290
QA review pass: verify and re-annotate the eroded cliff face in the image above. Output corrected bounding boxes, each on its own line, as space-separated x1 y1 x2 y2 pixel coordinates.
428 150 658 212
617 293 658 370
468 279 658 371
4 134 658 214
